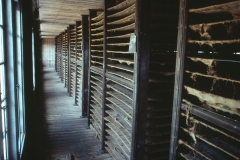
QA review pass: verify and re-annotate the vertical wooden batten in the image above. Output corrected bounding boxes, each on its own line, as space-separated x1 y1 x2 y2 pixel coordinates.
169 0 188 159
81 15 90 118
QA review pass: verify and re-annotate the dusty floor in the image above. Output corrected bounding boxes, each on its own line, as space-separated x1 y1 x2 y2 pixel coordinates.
41 67 112 160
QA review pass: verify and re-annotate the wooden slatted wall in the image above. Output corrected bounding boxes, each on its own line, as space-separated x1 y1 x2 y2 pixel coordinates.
53 0 240 159
170 0 240 159
69 25 77 97
144 0 179 159
56 35 62 76
88 10 105 142
104 0 135 159
74 21 83 106
63 31 68 87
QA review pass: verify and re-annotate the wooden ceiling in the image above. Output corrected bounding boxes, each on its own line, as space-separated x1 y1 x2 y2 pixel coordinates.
39 0 104 38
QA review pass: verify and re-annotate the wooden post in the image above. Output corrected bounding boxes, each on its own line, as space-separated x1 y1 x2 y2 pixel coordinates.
169 0 188 159
87 10 97 128
132 0 151 159
81 15 89 118
101 0 116 153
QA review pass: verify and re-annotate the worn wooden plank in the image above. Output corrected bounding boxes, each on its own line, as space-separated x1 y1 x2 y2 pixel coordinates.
169 0 188 159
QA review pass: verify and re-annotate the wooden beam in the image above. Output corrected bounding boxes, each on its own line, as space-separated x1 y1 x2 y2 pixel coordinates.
169 0 188 159
132 0 151 159
81 15 90 118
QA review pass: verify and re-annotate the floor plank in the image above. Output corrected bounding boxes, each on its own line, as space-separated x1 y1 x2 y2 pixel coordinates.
41 68 113 160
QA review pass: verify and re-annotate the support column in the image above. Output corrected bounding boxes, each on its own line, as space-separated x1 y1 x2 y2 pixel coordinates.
81 15 89 118
131 0 151 159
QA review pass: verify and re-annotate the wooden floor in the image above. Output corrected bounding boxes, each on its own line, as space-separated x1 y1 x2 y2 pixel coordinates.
41 67 112 160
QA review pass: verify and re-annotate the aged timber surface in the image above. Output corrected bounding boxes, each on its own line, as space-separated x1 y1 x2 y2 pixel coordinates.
41 68 113 160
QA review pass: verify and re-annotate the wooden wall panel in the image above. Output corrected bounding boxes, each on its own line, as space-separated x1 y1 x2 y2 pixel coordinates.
42 38 55 67
170 0 240 159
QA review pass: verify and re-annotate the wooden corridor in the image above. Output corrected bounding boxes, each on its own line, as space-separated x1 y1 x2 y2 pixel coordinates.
41 67 112 160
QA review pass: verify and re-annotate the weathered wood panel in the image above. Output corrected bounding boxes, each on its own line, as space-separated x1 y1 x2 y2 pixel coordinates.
42 38 56 67
171 0 240 159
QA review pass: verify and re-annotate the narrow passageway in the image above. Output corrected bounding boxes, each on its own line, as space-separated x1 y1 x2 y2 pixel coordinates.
41 67 112 160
